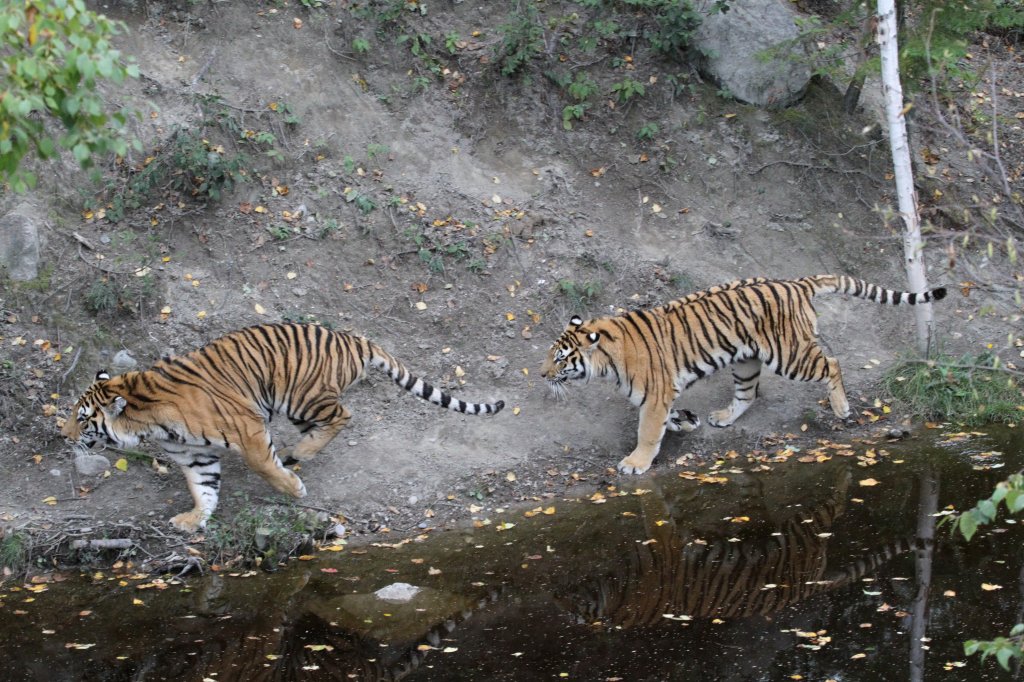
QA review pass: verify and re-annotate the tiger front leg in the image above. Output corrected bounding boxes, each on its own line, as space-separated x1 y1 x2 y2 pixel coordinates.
170 455 222 533
618 401 671 475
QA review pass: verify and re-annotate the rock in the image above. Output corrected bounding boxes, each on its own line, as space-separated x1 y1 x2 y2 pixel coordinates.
0 203 46 281
111 350 138 374
375 582 421 602
692 0 811 108
75 454 111 476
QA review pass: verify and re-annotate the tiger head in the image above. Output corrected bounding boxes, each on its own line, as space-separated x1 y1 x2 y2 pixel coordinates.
541 316 601 397
62 371 135 450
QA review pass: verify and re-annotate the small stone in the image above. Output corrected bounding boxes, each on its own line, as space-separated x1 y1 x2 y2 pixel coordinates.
75 454 111 476
347 440 357 447
111 350 138 373
408 495 419 505
49 469 62 477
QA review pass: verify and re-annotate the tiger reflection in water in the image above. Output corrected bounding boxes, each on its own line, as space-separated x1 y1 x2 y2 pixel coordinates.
556 467 910 628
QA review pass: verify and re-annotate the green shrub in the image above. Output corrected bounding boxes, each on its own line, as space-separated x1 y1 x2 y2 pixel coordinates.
205 502 328 569
496 3 544 76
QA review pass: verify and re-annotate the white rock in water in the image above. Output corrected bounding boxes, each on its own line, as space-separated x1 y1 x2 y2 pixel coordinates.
375 582 421 602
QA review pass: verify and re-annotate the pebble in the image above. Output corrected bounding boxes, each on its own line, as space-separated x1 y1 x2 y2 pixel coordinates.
49 469 62 477
347 440 357 447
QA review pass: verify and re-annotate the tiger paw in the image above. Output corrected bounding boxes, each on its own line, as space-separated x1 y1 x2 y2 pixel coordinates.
278 447 299 466
708 408 736 428
667 409 701 432
169 510 207 534
617 454 653 475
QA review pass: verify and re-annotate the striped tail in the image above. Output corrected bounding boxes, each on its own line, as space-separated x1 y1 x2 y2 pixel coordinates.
804 275 947 306
823 537 914 588
368 345 504 415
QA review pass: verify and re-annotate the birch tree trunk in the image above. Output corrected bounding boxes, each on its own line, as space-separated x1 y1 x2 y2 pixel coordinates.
876 0 935 354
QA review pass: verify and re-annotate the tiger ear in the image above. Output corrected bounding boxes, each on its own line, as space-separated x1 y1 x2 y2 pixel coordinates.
568 316 583 330
584 331 600 348
96 370 111 382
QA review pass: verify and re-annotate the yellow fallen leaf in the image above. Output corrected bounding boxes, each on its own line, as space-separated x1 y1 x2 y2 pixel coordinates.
42 496 57 506
512 406 521 415
132 598 144 605
981 583 1003 591
543 506 556 515
858 478 880 487
415 301 427 310
115 458 128 472
254 303 266 315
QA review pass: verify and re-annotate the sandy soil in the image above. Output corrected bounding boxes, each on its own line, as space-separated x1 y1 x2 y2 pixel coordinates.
0 2 1019 567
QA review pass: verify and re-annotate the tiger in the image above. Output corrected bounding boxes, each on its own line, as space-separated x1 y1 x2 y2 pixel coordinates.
62 322 505 532
541 274 947 474
556 468 912 628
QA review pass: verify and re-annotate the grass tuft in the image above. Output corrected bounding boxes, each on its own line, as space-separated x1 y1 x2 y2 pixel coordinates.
882 352 1023 426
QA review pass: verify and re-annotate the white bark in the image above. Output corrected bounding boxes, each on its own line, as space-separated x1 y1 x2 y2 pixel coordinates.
876 0 935 354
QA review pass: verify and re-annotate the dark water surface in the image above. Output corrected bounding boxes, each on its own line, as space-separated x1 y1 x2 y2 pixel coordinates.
2 427 1022 681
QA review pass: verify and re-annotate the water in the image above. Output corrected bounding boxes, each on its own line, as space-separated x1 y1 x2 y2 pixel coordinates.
2 427 1022 681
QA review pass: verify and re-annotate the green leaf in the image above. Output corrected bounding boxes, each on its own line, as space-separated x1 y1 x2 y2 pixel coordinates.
72 142 90 163
1007 489 1024 514
958 512 978 542
38 138 56 158
996 646 1015 670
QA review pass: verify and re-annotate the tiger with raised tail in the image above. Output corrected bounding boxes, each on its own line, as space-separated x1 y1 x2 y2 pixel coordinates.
62 323 505 532
541 275 946 474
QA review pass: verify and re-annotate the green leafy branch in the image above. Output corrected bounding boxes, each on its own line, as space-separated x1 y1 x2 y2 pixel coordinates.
952 473 1024 669
1 0 140 192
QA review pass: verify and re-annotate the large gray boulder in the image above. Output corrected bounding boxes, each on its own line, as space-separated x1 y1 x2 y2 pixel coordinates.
692 0 811 108
0 203 46 281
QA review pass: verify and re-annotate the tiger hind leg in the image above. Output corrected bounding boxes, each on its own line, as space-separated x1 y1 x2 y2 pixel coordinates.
709 359 762 427
666 408 701 432
279 404 352 463
823 355 851 418
233 416 307 499
170 454 221 533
